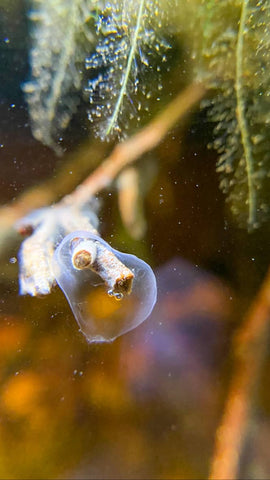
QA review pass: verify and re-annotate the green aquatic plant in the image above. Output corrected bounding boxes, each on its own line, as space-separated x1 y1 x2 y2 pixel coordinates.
23 0 96 153
185 0 270 229
24 0 169 148
24 0 270 230
85 0 169 140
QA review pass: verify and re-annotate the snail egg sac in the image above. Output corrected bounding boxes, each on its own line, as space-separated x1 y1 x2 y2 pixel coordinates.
52 231 157 343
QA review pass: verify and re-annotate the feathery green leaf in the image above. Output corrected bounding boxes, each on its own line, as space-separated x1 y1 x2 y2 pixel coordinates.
85 0 170 140
23 0 95 153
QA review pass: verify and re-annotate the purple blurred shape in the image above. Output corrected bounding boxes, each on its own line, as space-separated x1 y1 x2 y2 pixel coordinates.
121 257 231 406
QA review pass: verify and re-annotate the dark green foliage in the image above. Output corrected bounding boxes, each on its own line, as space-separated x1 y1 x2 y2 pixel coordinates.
24 0 169 150
23 0 96 153
85 0 169 140
24 0 270 229
188 0 270 229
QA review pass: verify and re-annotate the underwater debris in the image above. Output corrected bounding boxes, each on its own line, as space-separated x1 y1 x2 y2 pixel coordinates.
53 231 156 343
17 205 156 342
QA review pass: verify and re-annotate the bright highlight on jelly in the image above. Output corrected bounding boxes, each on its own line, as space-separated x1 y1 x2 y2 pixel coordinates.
52 231 157 343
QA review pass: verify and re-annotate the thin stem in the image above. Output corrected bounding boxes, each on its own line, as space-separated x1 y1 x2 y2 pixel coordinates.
63 83 205 206
209 267 270 479
105 0 145 136
0 83 205 253
235 0 256 226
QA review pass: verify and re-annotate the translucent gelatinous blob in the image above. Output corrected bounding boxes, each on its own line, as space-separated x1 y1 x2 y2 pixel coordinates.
52 231 157 343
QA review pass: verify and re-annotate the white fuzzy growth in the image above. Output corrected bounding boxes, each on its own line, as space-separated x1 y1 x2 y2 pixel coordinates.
17 205 99 296
206 0 270 228
24 0 95 152
85 0 169 140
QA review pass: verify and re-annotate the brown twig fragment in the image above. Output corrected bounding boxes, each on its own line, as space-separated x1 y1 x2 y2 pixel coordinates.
3 83 205 295
0 83 204 254
0 140 108 251
117 166 147 240
71 236 134 297
209 268 270 480
18 205 99 296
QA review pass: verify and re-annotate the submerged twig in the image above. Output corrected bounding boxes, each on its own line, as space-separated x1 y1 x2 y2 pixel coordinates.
62 83 205 207
5 83 205 296
209 268 270 479
0 82 205 254
0 140 109 252
71 236 134 297
18 204 99 296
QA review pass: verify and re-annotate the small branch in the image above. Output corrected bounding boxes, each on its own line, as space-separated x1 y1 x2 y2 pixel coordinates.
209 267 270 479
0 83 204 253
3 83 205 295
71 237 134 297
63 83 205 207
0 140 108 251
18 205 99 296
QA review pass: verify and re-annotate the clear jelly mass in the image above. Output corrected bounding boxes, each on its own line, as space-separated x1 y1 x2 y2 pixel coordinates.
52 231 157 343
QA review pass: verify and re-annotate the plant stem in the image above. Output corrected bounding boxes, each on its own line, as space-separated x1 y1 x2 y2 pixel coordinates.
209 267 270 479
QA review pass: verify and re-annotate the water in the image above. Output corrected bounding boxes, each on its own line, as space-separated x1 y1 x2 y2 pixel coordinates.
1 2 270 479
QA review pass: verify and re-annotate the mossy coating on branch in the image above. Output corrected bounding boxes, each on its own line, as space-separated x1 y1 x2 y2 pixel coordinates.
175 0 270 229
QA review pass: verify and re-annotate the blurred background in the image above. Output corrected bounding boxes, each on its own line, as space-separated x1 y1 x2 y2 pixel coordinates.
1 1 270 478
